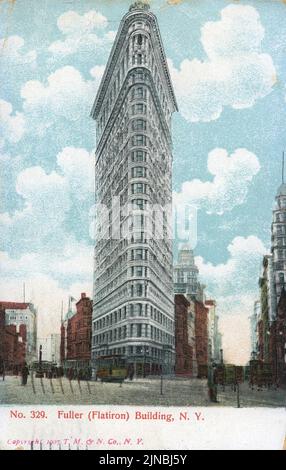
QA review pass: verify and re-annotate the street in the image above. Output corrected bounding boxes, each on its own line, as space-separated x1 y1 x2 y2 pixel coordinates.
0 375 285 407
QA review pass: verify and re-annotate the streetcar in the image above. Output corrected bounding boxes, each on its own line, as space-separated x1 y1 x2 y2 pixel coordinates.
95 354 128 383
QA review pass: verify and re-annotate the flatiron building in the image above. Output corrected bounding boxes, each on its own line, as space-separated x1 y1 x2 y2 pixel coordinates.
91 1 178 375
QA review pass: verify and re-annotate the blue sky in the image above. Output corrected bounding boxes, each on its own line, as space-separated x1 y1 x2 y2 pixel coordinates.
1 0 286 363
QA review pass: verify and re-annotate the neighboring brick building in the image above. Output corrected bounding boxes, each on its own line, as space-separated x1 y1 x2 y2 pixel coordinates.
0 308 27 371
61 293 92 372
175 294 193 376
195 300 209 377
0 301 37 362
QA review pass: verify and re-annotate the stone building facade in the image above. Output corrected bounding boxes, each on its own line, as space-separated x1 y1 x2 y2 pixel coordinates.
91 2 177 375
271 183 286 303
173 246 204 301
0 308 27 371
174 294 193 376
61 293 92 371
0 301 37 363
195 301 209 377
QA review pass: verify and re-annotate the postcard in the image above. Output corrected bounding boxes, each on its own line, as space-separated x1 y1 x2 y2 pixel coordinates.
0 0 285 451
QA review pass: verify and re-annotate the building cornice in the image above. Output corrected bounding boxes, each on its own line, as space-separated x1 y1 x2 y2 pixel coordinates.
91 9 178 120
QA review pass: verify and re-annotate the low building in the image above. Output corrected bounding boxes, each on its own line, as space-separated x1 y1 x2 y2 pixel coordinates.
61 293 92 372
0 301 37 363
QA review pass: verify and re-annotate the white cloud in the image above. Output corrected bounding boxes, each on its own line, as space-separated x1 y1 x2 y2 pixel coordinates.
48 10 115 59
57 146 94 199
21 66 97 123
0 147 94 253
174 148 260 215
0 242 93 282
0 99 25 149
90 64 106 82
0 35 37 68
169 5 276 122
57 10 107 34
196 235 266 306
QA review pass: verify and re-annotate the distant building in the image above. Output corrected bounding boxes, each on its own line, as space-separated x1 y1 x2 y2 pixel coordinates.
258 255 277 361
0 301 37 363
250 300 260 358
271 182 286 303
173 246 204 301
40 334 61 364
205 300 221 364
0 308 27 370
61 293 92 371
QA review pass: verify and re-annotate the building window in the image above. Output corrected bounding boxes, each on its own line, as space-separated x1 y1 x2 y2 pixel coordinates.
131 150 147 162
132 166 146 178
135 283 143 296
132 232 145 243
133 303 143 316
279 273 285 284
132 87 146 100
137 34 143 46
132 183 146 194
132 266 144 277
132 103 146 115
132 119 146 131
132 199 146 210
132 134 146 146
132 248 144 260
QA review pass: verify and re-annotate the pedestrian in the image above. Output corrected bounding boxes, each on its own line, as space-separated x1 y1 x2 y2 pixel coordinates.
208 363 218 403
0 360 5 381
21 362 29 386
128 364 134 381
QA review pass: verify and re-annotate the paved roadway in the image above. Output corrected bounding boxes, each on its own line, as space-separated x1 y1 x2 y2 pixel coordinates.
0 375 285 407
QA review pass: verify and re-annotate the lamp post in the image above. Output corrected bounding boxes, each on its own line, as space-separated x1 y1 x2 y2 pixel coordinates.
276 329 283 387
160 344 169 396
142 346 149 378
220 348 224 365
36 344 44 378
